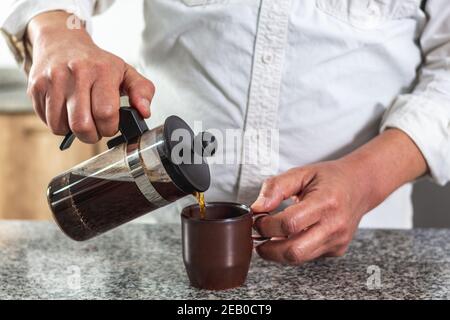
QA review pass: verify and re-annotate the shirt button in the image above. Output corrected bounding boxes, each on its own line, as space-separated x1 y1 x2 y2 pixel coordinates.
368 3 381 16
262 52 274 64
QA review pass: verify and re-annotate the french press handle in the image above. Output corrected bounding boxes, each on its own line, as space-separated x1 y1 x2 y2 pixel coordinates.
59 107 149 151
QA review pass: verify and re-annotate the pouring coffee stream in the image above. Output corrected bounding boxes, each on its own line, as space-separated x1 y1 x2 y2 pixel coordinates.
195 191 206 219
47 107 217 241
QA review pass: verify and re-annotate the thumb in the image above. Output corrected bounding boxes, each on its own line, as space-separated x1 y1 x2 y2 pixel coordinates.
121 64 155 118
251 168 310 213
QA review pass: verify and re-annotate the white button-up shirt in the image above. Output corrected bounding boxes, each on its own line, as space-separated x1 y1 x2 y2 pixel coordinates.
2 0 450 228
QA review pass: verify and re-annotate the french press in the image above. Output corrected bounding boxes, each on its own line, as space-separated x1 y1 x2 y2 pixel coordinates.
47 107 216 241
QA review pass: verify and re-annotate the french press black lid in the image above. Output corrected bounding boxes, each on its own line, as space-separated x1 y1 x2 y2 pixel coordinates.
59 107 217 194
159 115 216 193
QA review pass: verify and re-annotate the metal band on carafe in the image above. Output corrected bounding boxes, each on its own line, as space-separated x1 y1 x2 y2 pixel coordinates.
125 127 170 207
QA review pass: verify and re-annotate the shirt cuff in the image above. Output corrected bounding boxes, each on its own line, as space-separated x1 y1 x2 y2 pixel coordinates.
380 94 450 186
1 0 95 38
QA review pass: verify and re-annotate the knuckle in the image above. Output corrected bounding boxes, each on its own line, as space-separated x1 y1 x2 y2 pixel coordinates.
69 59 91 76
280 217 297 235
144 79 155 93
46 115 58 132
100 128 117 138
47 67 68 83
255 244 270 261
285 246 304 264
47 113 68 136
78 133 99 144
331 218 347 234
326 221 348 242
264 177 278 191
340 232 353 246
97 118 118 138
94 61 111 74
28 76 48 95
49 124 68 136
325 192 342 211
83 137 99 144
88 136 100 143
109 55 125 68
70 118 92 135
94 104 116 121
115 57 125 68
133 78 155 96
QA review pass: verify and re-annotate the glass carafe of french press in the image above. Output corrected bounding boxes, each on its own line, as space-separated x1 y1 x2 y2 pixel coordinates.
47 107 216 241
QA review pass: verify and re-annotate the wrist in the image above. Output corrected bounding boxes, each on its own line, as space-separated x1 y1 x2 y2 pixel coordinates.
27 11 91 46
337 129 428 214
336 150 384 214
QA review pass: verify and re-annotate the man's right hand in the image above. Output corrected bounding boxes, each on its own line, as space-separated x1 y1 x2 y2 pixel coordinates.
26 11 155 143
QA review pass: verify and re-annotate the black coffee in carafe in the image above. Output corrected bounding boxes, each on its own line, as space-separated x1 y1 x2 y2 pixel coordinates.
47 108 216 241
49 173 185 240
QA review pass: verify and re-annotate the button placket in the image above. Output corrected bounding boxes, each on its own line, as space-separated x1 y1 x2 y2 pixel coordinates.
237 0 291 204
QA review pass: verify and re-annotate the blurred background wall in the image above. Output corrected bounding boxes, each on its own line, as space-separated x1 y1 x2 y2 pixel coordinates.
0 1 449 226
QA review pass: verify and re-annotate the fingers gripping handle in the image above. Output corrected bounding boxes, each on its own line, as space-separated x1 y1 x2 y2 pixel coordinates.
252 212 271 246
59 107 149 151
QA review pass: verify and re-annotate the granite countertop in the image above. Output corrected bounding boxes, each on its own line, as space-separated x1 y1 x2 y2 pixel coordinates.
1 220 450 299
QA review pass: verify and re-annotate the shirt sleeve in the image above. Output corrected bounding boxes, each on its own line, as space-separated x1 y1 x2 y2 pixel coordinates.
0 0 114 69
380 0 450 186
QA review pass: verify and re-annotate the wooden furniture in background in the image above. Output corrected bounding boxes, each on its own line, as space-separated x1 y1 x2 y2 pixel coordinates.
0 112 105 220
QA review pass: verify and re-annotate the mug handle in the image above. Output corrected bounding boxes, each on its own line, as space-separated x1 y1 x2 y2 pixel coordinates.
252 212 271 246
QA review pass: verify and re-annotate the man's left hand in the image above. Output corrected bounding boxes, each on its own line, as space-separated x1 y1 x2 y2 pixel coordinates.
251 160 373 265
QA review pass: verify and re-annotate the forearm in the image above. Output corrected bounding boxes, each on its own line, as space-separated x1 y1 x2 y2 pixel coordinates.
339 128 428 213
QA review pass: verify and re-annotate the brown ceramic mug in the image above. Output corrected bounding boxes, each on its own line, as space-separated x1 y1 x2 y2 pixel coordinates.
181 202 268 290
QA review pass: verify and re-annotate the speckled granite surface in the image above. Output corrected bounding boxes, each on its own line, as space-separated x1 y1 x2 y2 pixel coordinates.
1 221 450 299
